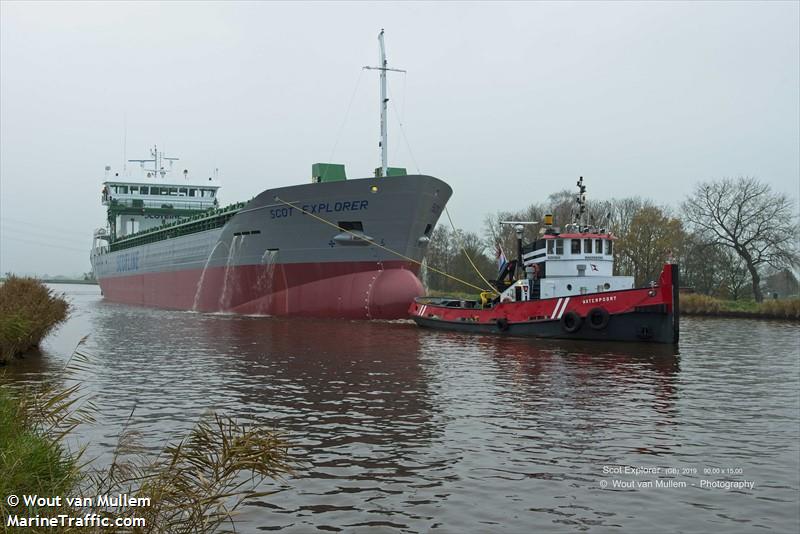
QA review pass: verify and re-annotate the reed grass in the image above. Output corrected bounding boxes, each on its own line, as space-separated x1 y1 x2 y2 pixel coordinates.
1 339 293 533
0 389 81 509
0 276 70 364
87 413 292 533
682 293 800 319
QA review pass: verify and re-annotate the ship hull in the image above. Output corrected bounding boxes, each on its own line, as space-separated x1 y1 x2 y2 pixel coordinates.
92 175 451 319
99 260 422 319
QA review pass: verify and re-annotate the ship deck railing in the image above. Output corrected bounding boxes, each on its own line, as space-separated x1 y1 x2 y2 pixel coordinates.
107 198 216 211
107 201 248 253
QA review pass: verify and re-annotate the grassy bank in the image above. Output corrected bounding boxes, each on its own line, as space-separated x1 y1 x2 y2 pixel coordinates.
0 346 293 532
0 388 80 514
0 276 70 364
681 293 800 320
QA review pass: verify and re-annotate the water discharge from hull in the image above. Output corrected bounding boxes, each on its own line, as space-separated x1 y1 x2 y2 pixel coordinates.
192 240 227 312
219 235 244 310
256 249 279 315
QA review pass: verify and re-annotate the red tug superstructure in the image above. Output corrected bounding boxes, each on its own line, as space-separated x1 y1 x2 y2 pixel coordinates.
409 178 680 344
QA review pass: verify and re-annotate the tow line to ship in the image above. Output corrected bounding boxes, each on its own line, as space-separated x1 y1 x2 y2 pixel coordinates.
273 196 491 293
443 206 496 291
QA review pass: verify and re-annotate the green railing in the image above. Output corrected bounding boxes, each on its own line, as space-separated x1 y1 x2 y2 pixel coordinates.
108 202 248 253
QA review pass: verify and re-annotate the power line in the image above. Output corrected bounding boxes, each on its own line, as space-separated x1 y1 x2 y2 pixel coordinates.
2 235 88 253
1 225 90 246
1 216 92 238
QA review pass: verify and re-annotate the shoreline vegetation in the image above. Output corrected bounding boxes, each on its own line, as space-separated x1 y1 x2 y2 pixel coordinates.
0 276 70 365
680 293 800 320
0 340 293 533
0 277 98 285
0 278 293 532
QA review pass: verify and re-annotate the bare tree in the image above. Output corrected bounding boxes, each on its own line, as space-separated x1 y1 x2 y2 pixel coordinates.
680 234 727 296
682 177 799 302
615 205 685 286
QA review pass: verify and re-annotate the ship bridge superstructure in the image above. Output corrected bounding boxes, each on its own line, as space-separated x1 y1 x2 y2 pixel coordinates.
100 145 220 240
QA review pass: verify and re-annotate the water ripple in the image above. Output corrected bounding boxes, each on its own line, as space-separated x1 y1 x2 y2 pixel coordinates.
11 285 797 533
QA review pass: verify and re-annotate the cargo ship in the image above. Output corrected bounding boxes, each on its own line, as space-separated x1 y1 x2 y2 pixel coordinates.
410 178 679 344
90 31 452 319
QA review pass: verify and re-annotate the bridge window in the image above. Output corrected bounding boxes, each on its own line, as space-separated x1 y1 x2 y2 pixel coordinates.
605 240 613 255
547 240 554 254
140 186 149 195
595 239 602 254
130 186 139 194
189 188 197 197
179 188 188 196
555 239 564 255
571 239 581 254
583 238 592 254
119 185 129 194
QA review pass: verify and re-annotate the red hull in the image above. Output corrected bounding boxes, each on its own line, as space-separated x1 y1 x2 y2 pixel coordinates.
410 264 679 343
99 261 423 319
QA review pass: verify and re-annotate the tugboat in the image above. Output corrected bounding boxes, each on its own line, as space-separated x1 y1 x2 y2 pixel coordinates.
409 178 679 344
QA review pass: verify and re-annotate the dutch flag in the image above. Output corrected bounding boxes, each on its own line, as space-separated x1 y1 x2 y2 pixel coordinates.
496 243 508 276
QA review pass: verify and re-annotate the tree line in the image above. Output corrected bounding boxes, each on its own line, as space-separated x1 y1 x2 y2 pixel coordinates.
423 177 799 302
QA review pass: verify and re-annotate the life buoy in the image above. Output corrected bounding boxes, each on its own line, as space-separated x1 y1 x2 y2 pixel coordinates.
587 307 610 330
561 311 582 333
496 318 510 331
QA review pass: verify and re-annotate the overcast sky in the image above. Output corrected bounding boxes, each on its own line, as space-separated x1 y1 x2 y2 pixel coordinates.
1 1 798 276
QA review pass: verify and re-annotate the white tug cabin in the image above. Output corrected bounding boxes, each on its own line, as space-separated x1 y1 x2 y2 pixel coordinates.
95 146 220 244
497 178 634 303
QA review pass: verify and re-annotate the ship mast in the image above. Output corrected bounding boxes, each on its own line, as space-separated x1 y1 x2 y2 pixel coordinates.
364 29 405 177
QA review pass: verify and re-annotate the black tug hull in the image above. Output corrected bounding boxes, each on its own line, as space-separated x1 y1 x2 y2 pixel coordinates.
413 311 676 344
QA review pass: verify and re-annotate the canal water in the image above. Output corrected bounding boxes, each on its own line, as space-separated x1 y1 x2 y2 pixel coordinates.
7 284 799 533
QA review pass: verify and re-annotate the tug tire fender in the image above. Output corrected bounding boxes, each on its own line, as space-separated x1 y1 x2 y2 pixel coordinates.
560 311 582 333
496 318 509 332
587 307 610 330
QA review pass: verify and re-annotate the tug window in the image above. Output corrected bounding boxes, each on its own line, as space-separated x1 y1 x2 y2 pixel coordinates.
140 186 149 195
130 186 139 194
571 239 581 254
584 238 592 254
547 240 555 254
595 239 602 254
556 239 564 255
605 240 613 255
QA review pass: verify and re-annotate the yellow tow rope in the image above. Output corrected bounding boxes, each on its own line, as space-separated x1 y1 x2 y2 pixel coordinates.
273 196 491 293
444 206 497 293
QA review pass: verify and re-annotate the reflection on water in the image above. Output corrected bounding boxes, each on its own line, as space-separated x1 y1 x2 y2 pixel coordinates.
7 284 799 533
